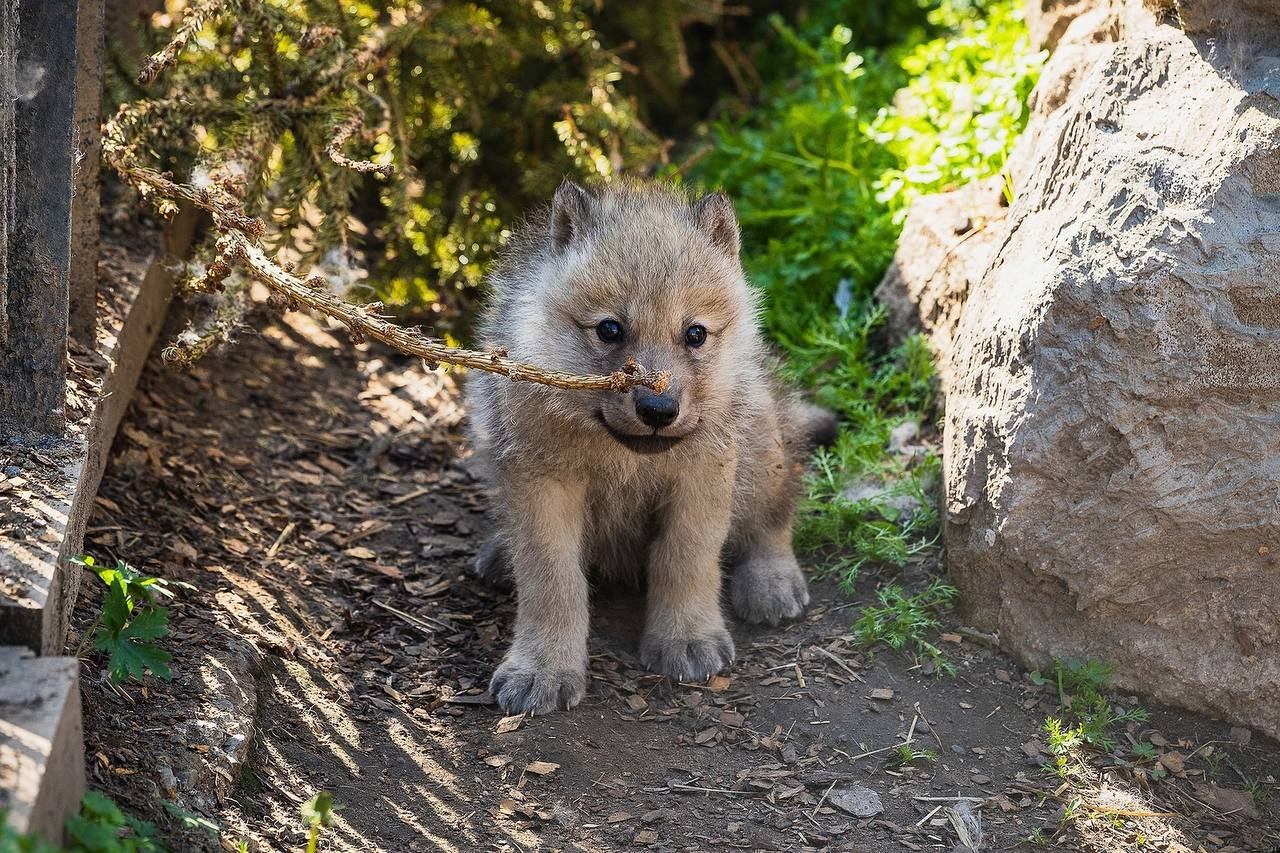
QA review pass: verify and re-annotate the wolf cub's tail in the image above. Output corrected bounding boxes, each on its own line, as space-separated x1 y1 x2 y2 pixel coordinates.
787 399 840 453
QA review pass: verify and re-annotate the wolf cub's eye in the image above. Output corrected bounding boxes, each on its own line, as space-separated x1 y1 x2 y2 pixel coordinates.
684 324 708 348
596 319 624 343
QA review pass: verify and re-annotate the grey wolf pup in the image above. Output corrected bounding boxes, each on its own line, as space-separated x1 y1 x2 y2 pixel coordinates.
466 180 836 714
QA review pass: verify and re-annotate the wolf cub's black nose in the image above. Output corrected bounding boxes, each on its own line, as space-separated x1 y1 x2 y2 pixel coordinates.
635 392 679 429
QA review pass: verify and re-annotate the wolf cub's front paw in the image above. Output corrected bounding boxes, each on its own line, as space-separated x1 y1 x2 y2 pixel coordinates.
640 627 735 682
490 652 585 715
731 554 810 626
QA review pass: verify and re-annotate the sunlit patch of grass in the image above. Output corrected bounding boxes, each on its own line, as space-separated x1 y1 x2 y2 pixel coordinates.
689 1 1043 589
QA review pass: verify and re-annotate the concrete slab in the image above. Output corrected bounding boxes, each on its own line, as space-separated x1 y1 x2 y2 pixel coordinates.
0 647 83 843
0 208 196 656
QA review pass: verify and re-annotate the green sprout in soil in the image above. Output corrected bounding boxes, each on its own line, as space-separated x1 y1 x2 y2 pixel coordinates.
71 555 193 684
887 744 939 768
301 791 337 853
852 578 959 673
1033 658 1148 754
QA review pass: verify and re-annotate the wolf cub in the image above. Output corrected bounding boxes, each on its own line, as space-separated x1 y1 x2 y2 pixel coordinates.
466 180 835 714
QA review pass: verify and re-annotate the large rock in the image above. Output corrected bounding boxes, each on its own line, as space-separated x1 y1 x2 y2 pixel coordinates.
892 1 1280 736
874 177 1007 388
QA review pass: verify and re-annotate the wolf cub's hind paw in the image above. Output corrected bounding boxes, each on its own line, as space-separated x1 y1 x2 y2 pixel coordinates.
640 629 735 683
471 534 513 589
490 655 585 714
731 555 810 626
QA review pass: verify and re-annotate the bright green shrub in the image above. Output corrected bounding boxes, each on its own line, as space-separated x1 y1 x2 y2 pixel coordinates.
689 0 1043 586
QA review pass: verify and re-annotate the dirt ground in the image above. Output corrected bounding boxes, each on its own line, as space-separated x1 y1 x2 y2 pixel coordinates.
73 304 1280 853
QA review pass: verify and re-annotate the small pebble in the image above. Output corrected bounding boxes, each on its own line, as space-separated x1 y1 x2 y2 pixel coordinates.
2 465 19 478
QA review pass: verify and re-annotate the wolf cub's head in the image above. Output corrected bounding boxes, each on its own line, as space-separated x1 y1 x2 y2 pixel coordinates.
492 180 761 455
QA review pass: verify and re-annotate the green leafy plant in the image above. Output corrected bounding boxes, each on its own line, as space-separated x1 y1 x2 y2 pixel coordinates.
887 743 939 768
71 556 193 683
852 579 958 671
1033 658 1148 753
301 791 337 853
65 793 165 853
0 792 167 853
870 0 1045 211
689 0 1041 588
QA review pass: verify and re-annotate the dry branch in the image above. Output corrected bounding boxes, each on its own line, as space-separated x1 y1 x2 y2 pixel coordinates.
222 229 669 392
326 113 392 177
136 0 239 86
103 124 670 394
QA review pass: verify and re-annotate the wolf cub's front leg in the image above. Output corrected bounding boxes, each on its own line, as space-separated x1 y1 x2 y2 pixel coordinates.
490 475 590 714
640 456 736 681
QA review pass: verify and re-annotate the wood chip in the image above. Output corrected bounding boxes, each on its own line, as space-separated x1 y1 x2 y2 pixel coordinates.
495 714 525 734
525 761 559 776
869 688 894 701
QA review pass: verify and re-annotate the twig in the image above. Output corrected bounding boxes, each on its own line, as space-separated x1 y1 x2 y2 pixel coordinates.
915 804 942 827
370 599 443 635
667 783 755 797
103 139 671 394
266 522 298 558
811 644 865 682
911 796 985 803
225 228 670 392
809 781 836 821
326 112 392 177
136 0 239 86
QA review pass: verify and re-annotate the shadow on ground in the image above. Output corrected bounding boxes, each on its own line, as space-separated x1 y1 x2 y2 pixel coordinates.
73 308 1280 852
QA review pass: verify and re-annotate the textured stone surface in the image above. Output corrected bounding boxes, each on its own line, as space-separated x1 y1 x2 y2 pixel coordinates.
70 0 105 347
940 5 1280 737
0 647 83 842
0 0 80 435
875 178 1007 390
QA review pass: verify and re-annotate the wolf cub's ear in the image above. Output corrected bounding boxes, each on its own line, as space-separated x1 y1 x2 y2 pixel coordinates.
693 192 740 259
551 180 592 252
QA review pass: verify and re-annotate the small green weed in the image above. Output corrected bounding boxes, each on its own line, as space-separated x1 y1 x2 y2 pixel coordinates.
887 743 938 768
1032 658 1148 753
71 556 193 684
852 579 958 672
1245 778 1272 808
0 792 166 853
301 791 337 853
1130 741 1158 761
1024 826 1052 846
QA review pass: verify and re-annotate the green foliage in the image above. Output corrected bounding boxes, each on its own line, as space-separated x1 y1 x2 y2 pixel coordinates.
301 791 336 853
871 0 1045 211
65 794 165 853
71 556 192 684
112 0 727 315
0 793 166 853
852 579 958 671
1034 658 1149 754
887 743 938 768
688 0 1041 588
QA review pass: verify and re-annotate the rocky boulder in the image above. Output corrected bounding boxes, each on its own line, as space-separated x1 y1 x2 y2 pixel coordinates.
883 0 1280 736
